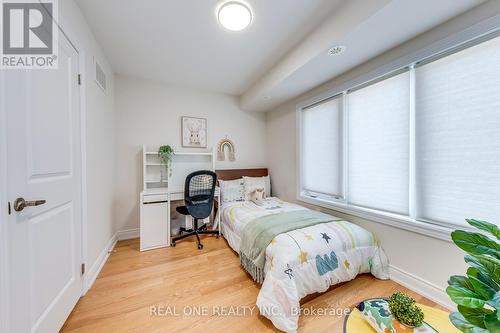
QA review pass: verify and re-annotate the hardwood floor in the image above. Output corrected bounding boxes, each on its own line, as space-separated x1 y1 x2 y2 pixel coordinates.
61 236 444 332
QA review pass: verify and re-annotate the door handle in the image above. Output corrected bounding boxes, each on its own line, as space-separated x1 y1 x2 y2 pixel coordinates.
13 198 46 212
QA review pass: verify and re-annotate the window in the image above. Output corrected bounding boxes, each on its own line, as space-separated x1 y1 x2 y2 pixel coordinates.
301 96 343 199
347 72 410 215
416 36 500 227
299 33 500 231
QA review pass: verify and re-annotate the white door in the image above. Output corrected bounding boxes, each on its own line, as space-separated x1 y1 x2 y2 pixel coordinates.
4 32 83 332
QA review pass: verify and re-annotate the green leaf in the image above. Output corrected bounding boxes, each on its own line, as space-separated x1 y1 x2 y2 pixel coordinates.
447 285 487 308
467 267 498 298
488 292 500 312
450 275 475 290
458 305 490 329
465 255 500 287
484 313 500 333
452 231 500 259
467 219 500 240
469 275 497 300
449 221 500 332
450 312 489 333
477 271 499 293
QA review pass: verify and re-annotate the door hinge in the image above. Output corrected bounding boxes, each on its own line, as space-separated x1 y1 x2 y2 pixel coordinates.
8 201 11 215
77 74 82 85
81 263 85 275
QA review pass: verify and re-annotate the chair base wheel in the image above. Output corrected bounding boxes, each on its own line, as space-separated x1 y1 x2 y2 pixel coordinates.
171 242 176 247
216 234 220 239
197 243 203 250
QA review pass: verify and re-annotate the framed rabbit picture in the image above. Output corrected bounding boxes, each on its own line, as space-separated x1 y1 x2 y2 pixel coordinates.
181 116 207 148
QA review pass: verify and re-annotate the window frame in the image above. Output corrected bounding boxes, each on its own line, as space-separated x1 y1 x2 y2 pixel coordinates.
297 26 500 242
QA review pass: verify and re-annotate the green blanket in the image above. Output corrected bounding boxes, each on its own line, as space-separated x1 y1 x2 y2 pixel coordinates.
239 210 342 283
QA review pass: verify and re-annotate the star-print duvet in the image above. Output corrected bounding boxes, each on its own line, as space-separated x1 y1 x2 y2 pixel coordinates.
220 198 390 333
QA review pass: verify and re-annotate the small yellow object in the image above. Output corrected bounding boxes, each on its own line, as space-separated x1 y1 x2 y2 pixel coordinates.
270 239 277 245
298 250 308 264
305 235 314 240
344 260 351 269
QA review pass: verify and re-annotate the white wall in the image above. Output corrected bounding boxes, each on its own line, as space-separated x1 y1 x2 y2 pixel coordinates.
59 1 116 284
266 1 500 308
114 75 267 231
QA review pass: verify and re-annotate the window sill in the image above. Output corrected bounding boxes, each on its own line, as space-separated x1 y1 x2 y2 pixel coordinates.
297 194 455 243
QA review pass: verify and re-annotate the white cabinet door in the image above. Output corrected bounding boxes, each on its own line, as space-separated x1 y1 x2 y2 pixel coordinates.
140 196 169 251
5 32 82 332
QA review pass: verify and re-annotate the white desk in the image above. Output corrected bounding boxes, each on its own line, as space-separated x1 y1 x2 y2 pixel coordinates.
140 187 220 251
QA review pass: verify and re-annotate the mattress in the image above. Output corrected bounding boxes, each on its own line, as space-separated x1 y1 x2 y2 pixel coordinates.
220 197 305 252
220 197 390 333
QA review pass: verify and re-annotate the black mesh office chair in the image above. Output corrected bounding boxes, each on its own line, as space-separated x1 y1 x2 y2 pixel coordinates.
171 170 219 250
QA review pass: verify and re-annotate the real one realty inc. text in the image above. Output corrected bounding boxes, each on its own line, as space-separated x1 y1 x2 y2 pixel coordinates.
149 305 351 317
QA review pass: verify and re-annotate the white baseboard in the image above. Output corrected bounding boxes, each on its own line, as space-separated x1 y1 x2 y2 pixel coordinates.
389 265 454 310
117 228 140 240
82 228 140 295
83 233 117 295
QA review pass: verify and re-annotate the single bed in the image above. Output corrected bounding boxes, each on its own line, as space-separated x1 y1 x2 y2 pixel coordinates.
215 169 390 333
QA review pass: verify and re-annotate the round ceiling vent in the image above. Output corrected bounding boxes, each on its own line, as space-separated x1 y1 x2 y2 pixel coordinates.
327 45 346 56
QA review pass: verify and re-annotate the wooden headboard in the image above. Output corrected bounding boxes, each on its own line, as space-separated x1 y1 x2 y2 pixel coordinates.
215 168 268 181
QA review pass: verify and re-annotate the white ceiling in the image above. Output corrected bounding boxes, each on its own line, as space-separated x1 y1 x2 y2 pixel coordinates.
241 0 486 111
75 0 344 95
76 0 486 111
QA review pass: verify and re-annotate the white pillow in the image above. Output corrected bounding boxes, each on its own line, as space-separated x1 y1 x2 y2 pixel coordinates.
243 176 271 201
219 178 245 203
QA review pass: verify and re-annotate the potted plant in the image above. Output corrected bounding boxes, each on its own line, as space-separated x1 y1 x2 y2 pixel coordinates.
158 145 174 183
447 219 499 333
388 292 424 327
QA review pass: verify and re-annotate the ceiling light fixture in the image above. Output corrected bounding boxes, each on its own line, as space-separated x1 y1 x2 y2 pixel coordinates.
217 1 252 31
328 45 346 56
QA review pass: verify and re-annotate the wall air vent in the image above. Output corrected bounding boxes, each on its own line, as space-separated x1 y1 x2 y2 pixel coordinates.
95 59 106 92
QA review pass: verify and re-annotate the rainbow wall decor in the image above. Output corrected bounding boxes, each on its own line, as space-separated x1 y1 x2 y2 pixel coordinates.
217 137 236 162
